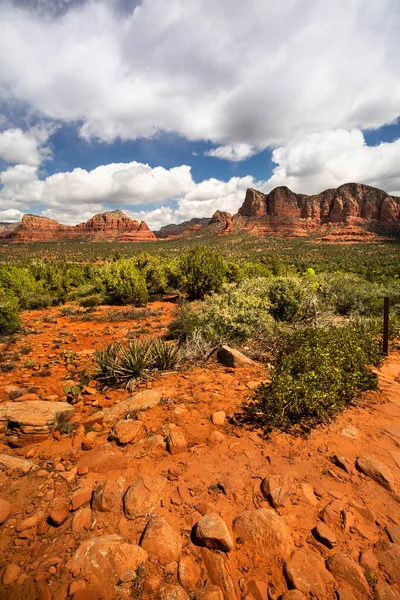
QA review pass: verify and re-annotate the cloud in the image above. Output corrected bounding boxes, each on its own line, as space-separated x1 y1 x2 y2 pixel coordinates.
205 143 258 162
0 0 399 152
0 127 51 166
0 159 262 226
265 129 400 196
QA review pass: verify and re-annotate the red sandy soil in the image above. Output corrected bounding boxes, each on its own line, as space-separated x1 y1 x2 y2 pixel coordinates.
0 301 399 600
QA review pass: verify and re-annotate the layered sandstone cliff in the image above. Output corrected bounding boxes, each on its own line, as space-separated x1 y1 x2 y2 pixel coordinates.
0 210 156 243
154 218 210 239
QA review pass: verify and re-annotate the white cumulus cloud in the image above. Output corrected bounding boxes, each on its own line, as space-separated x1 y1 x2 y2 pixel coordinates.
0 127 51 166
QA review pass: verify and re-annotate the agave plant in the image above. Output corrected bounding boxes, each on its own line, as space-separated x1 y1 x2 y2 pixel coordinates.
93 342 121 386
150 338 185 370
113 338 155 389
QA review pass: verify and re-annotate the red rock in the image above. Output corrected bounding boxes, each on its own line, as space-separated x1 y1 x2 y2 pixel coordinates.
71 589 104 600
140 517 181 565
201 547 241 599
70 580 86 595
211 411 226 426
356 456 395 491
373 541 400 585
217 345 254 368
314 522 337 548
49 501 70 526
124 474 166 520
159 585 189 600
279 592 306 600
284 547 334 597
326 553 369 595
318 498 345 529
247 580 269 600
195 513 234 552
260 474 294 508
71 487 93 511
111 420 145 445
167 431 187 455
232 508 294 559
92 479 124 513
208 431 225 444
374 584 400 600
2 563 21 585
387 525 400 545
15 515 40 532
0 498 12 524
178 555 202 591
72 507 92 536
196 586 224 599
5 211 156 243
38 589 52 600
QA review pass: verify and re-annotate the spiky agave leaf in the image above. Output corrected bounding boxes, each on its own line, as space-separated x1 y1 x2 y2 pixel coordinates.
93 342 121 386
114 337 154 389
150 339 184 370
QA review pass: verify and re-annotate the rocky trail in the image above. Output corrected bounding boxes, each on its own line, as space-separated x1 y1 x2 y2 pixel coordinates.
0 302 399 600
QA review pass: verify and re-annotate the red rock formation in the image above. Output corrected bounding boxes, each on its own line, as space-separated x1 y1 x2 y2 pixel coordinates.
235 183 400 236
154 218 210 239
210 210 233 234
1 211 156 243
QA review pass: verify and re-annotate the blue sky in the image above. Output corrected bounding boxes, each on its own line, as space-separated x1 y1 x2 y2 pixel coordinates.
0 0 400 229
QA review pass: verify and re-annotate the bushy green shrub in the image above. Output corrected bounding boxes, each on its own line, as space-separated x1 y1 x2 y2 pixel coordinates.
240 322 382 434
0 266 52 309
267 276 305 322
102 260 149 306
318 273 387 316
79 294 104 308
0 288 20 334
134 252 170 294
177 246 227 300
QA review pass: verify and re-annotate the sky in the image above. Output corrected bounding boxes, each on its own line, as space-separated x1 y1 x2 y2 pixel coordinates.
0 0 400 230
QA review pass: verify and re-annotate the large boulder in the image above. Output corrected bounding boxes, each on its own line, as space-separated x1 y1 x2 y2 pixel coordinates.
232 508 294 559
140 517 181 565
284 547 334 597
123 474 167 520
194 514 234 552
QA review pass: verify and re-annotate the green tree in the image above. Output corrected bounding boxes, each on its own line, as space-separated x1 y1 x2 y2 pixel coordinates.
0 288 20 334
178 246 227 300
102 260 149 306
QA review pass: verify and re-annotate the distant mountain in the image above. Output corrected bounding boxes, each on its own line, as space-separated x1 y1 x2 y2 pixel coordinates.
154 217 211 239
0 210 156 243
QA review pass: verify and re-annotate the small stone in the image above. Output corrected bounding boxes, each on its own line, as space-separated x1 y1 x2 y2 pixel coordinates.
374 584 400 600
49 501 70 526
72 507 92 536
284 547 334 597
0 498 12 524
314 522 337 548
217 345 254 368
318 499 344 529
208 431 225 444
195 513 234 552
123 474 166 520
326 553 369 595
38 589 52 600
167 431 187 455
211 411 226 426
260 474 293 508
159 584 189 600
349 499 375 523
92 479 124 513
2 563 21 586
341 426 358 439
196 585 224 599
280 592 306 600
15 515 40 532
247 580 269 600
387 525 400 545
356 456 395 491
233 508 294 559
111 420 145 445
140 517 181 565
77 466 89 476
178 555 202 591
333 455 355 475
69 580 86 595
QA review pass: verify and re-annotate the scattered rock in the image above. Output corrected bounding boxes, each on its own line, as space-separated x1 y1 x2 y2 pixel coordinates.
15 515 40 532
260 474 294 508
178 555 202 591
232 508 294 559
2 563 21 586
195 513 234 552
167 431 187 455
73 536 147 597
333 455 355 475
341 426 358 440
356 456 395 491
0 401 74 446
0 453 37 474
71 487 93 511
211 411 226 426
123 474 166 520
217 345 254 368
349 499 375 523
374 584 400 600
140 517 181 565
336 589 357 600
373 541 400 585
246 580 269 600
111 420 145 445
49 501 70 526
318 499 344 529
201 547 241 599
300 483 318 506
279 592 306 600
284 547 334 597
0 498 12 524
100 389 162 425
386 525 400 545
72 507 92 536
196 586 224 599
159 584 189 600
326 553 369 595
314 522 337 548
92 479 124 513
208 431 225 444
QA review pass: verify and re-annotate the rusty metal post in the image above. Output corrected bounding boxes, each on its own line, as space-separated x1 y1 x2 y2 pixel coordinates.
383 296 389 355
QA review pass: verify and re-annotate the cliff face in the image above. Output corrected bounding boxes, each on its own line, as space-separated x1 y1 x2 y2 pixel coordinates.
236 183 400 233
1 211 156 243
154 218 210 239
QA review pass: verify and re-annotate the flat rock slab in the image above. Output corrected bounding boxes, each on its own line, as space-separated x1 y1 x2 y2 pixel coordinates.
90 389 162 426
0 454 38 474
356 456 396 491
0 401 74 447
382 425 400 445
217 345 255 368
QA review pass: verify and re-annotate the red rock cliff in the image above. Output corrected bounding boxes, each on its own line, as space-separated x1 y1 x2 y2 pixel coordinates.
1 211 156 243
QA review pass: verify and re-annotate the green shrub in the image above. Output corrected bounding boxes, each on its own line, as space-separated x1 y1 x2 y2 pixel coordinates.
177 246 227 300
240 322 382 434
80 294 104 308
0 288 20 334
267 277 305 322
318 273 387 316
102 260 149 306
167 304 202 340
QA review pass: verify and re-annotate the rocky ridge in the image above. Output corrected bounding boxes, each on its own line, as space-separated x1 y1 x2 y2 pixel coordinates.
0 210 156 243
